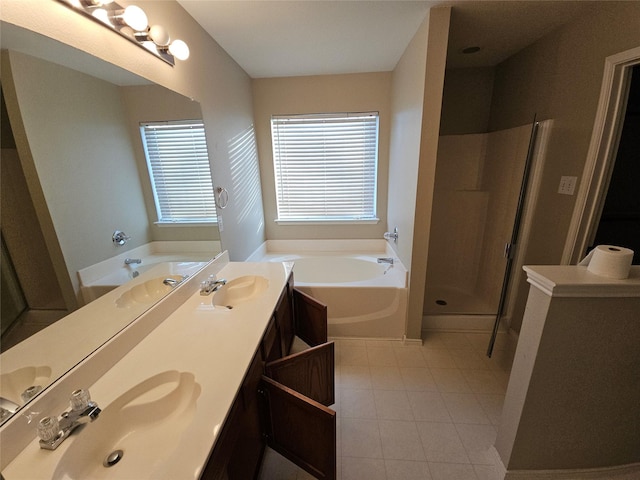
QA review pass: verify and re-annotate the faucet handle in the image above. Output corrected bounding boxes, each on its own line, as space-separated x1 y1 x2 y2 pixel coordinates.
112 230 131 246
70 389 92 411
37 416 61 443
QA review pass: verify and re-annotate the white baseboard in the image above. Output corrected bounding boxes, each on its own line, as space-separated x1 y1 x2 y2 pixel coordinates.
491 447 640 479
402 336 423 346
504 464 640 478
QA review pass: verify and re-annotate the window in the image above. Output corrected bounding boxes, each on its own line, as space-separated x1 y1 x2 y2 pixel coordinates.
271 112 379 223
140 120 216 224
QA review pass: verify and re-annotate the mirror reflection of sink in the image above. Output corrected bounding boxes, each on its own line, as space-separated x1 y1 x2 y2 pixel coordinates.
115 275 185 309
0 365 52 407
52 371 201 480
212 275 269 309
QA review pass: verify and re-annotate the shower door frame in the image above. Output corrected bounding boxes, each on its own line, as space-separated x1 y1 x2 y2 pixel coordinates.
486 119 539 357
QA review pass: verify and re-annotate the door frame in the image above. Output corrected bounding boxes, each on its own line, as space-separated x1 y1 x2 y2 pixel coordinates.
563 46 640 264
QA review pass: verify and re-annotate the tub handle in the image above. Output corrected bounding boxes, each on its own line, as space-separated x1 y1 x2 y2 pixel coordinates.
112 230 130 246
383 227 398 243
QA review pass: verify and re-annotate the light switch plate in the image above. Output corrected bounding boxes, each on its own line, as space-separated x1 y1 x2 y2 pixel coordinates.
558 176 577 195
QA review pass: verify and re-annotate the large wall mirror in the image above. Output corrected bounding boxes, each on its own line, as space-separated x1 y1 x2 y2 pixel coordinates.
0 23 221 423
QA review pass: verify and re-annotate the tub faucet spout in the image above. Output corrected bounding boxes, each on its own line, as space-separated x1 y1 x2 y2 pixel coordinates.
0 397 20 426
377 257 394 265
163 275 188 288
124 258 142 265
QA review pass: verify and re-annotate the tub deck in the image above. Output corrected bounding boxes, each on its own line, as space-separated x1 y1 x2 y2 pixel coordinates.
248 240 408 339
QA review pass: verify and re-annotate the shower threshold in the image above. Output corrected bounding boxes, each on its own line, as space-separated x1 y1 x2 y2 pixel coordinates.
422 314 500 332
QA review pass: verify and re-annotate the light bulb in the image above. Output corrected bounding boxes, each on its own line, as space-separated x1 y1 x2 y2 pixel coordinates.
168 39 190 61
92 8 110 24
148 25 171 47
122 5 148 31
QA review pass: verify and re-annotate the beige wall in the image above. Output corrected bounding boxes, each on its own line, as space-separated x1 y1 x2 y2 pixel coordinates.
1 0 264 262
489 2 640 332
251 72 391 240
440 67 495 135
496 283 640 471
3 52 149 303
387 17 429 271
120 85 220 242
1 147 65 310
388 7 451 339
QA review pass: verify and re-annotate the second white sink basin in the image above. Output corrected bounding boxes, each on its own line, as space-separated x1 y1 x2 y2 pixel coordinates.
52 371 200 479
212 275 269 309
0 365 52 407
115 275 185 309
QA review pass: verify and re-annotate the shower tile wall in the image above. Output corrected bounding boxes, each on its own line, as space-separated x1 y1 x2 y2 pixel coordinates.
427 134 488 299
474 125 531 307
424 125 532 316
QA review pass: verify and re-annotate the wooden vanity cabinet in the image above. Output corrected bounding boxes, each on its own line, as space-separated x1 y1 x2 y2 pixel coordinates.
200 348 264 480
275 274 295 356
201 275 335 480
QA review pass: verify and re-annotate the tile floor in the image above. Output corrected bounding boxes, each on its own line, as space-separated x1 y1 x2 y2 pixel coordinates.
259 331 517 480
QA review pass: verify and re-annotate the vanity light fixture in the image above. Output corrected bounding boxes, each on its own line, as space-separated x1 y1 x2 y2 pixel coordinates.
58 0 190 66
111 5 148 32
167 39 190 61
134 25 190 60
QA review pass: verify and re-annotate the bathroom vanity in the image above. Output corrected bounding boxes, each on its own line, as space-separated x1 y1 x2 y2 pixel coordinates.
1 253 336 479
202 274 336 480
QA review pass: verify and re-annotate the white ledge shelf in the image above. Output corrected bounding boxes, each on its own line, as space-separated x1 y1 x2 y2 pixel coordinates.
524 265 640 298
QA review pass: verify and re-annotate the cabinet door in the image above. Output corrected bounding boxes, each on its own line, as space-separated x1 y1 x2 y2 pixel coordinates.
275 278 295 356
260 376 336 480
293 288 327 347
201 350 265 480
262 315 282 364
265 341 335 406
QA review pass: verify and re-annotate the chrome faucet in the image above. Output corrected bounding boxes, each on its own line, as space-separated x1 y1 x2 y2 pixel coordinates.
124 258 142 265
200 275 226 295
163 275 188 288
377 257 394 265
383 227 399 243
0 397 20 426
37 389 100 450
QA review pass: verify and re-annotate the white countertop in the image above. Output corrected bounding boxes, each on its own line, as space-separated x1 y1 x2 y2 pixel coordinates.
524 265 640 297
3 260 293 479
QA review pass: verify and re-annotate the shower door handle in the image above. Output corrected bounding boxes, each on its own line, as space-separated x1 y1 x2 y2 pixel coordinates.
504 242 515 260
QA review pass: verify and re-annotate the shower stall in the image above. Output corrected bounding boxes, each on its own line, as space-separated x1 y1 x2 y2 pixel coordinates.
424 121 548 334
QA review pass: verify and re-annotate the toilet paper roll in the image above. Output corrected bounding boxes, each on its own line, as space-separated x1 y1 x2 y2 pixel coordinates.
578 245 634 279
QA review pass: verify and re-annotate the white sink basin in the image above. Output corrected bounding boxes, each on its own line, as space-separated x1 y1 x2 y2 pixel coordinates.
52 371 200 479
0 365 52 407
115 275 185 309
212 275 269 309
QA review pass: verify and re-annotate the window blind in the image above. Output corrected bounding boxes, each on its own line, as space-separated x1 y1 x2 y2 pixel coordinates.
271 112 379 222
140 120 217 223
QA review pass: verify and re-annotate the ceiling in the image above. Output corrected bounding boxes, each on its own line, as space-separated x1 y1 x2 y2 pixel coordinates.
177 0 604 78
